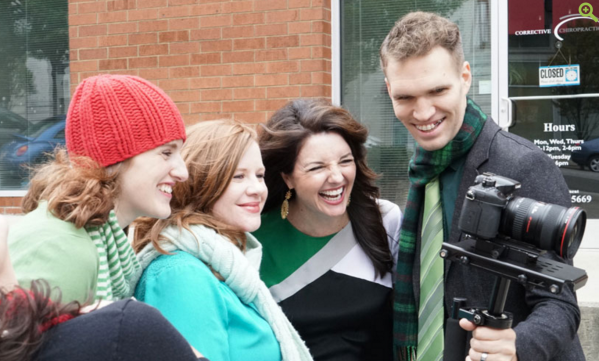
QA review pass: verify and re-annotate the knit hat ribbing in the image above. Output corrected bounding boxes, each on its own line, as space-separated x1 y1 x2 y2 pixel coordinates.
66 74 186 167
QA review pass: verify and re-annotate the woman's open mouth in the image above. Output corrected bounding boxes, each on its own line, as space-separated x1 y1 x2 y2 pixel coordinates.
319 186 344 204
158 184 173 198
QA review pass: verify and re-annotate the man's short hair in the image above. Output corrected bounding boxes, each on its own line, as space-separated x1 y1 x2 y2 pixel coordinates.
380 11 464 74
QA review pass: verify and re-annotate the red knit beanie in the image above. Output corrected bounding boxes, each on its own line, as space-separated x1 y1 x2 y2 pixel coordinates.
66 74 186 167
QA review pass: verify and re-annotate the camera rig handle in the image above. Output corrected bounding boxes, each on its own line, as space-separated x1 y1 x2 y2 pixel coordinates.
443 254 516 361
453 278 513 330
444 292 514 361
440 237 588 361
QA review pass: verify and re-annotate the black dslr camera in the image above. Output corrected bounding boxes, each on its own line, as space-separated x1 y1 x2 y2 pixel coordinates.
441 173 588 361
458 173 586 260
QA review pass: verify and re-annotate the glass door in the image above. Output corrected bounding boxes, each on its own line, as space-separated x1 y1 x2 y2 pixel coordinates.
340 0 492 210
496 0 599 248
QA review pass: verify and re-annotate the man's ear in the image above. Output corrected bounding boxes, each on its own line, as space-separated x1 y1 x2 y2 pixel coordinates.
461 61 472 93
385 77 392 98
281 172 294 190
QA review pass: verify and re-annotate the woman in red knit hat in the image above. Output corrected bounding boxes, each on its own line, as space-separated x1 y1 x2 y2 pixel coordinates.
7 74 189 304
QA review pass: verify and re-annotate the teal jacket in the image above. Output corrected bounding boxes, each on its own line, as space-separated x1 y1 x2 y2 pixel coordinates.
135 251 281 361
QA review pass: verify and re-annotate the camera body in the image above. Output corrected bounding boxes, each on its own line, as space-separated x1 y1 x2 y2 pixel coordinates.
458 172 585 260
459 173 520 240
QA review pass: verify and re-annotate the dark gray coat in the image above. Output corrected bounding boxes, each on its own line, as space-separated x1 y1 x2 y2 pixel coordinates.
413 119 585 361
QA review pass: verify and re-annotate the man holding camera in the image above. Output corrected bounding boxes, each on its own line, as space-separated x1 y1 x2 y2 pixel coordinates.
381 12 584 361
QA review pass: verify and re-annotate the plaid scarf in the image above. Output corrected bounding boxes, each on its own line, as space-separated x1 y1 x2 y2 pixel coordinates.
393 98 487 360
86 211 142 302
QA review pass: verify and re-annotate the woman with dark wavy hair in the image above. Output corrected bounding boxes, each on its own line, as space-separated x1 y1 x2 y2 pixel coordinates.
254 98 402 361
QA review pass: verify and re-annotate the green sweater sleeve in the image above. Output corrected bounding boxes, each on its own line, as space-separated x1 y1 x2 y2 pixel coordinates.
8 205 99 303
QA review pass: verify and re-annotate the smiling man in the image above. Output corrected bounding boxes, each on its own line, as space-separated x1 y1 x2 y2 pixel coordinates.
380 12 584 361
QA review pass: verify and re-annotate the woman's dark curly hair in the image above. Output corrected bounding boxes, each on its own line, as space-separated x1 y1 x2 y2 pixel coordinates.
259 98 393 276
0 280 82 361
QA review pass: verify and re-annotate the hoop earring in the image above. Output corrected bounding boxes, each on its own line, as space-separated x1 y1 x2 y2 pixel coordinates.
281 190 292 219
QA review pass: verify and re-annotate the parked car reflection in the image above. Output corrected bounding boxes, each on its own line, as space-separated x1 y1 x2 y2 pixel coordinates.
0 107 31 149
0 115 66 179
571 137 599 172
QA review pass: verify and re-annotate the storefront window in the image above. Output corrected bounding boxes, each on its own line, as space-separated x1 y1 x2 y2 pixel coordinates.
0 0 69 192
507 0 599 218
340 0 492 209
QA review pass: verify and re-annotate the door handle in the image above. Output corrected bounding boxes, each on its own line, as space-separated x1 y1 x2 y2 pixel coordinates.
500 97 513 129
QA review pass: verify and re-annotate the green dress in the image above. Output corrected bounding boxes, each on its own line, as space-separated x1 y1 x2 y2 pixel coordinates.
253 199 402 361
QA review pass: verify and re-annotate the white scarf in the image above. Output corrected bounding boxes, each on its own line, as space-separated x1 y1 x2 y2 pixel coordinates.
136 224 313 361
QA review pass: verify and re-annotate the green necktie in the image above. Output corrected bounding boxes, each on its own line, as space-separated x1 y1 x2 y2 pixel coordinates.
417 177 445 361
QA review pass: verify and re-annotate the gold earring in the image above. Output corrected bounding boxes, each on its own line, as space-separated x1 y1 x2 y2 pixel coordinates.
347 194 351 206
281 190 292 219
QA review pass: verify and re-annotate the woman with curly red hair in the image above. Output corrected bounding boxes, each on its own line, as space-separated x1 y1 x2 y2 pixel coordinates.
8 74 189 304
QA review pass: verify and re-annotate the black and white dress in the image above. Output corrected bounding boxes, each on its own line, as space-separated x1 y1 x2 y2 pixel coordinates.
254 199 401 361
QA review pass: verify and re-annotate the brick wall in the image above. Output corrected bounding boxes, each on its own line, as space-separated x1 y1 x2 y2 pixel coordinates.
0 0 333 214
69 0 332 124
0 198 22 215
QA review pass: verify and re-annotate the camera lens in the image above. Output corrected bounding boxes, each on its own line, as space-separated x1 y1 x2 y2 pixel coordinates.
501 197 586 259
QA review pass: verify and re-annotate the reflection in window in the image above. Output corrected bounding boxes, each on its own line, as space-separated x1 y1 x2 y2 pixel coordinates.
0 0 69 190
506 0 599 219
340 0 491 209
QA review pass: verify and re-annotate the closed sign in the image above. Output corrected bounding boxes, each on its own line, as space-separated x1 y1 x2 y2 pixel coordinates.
539 65 580 87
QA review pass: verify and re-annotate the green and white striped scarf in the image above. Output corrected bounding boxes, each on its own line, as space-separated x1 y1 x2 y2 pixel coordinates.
86 211 142 302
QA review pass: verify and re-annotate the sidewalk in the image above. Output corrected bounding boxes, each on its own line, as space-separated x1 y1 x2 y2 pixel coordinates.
575 250 599 360
575 250 599 307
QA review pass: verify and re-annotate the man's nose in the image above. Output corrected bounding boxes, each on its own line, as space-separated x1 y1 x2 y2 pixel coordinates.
413 98 435 121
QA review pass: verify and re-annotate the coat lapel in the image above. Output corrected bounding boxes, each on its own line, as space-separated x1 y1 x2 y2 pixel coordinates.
445 119 501 277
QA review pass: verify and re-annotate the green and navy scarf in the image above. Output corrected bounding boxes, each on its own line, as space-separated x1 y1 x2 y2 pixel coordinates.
393 98 487 360
86 211 142 302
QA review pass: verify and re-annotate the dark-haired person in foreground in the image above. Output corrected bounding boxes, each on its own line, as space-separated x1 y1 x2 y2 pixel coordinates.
381 12 583 361
0 216 207 361
255 98 402 361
